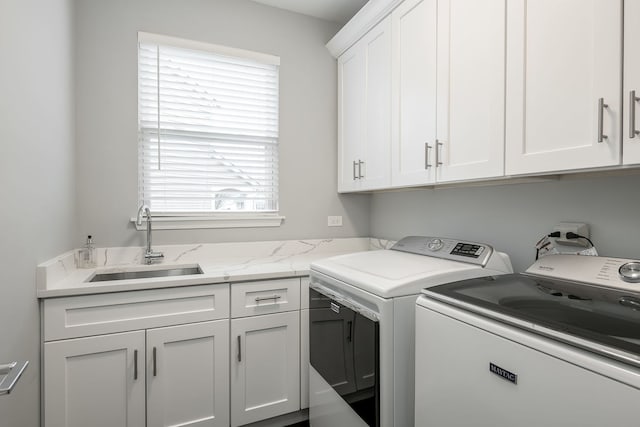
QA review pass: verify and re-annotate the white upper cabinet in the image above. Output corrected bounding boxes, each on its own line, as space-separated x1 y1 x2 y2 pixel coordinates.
624 0 640 164
505 0 622 175
391 0 505 187
338 46 364 192
391 0 437 186
335 0 632 191
361 19 392 190
338 16 392 192
435 0 506 183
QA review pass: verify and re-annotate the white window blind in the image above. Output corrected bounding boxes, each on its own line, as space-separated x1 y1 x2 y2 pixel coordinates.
138 33 279 214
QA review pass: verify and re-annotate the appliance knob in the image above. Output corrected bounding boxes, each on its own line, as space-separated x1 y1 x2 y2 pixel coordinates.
619 262 640 283
428 238 444 251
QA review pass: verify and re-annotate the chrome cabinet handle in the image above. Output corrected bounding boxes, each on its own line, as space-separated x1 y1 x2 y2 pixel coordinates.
425 143 432 169
237 336 242 362
255 295 282 302
153 347 157 377
352 161 358 180
133 350 138 380
630 90 639 139
358 160 364 179
0 361 28 396
598 98 609 143
436 140 444 166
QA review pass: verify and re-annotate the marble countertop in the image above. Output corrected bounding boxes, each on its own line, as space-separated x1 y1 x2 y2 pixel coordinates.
37 238 394 298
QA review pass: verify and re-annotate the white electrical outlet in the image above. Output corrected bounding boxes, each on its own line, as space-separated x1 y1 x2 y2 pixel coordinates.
328 216 343 227
553 222 590 247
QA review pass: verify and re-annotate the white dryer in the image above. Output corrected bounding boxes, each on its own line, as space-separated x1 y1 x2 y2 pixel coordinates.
415 254 640 427
308 236 513 427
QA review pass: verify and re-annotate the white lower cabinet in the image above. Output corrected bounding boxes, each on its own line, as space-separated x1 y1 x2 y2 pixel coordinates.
146 321 230 427
300 308 309 410
231 311 300 427
44 331 146 427
44 321 230 427
43 278 308 427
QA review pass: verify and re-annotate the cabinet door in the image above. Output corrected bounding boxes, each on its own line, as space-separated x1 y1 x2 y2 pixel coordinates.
338 43 364 193
435 0 506 183
391 0 437 187
44 331 145 427
300 278 310 409
300 308 310 410
146 320 230 427
338 17 391 192
360 16 392 190
231 311 300 427
505 0 622 175
624 0 640 164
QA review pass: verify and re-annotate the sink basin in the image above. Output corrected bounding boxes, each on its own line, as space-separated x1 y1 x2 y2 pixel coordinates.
88 266 203 283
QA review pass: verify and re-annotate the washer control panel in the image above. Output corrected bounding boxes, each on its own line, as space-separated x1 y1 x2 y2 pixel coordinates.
526 255 640 293
391 236 493 266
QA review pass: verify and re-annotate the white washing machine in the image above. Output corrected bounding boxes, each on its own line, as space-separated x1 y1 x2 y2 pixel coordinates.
415 254 640 427
308 236 513 427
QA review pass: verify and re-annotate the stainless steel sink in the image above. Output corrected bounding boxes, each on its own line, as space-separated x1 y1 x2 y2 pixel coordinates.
88 266 203 282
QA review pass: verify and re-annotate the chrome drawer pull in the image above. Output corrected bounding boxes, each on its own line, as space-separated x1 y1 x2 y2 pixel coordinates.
255 295 282 303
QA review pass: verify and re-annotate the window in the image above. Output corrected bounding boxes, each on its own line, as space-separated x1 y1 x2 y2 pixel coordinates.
137 33 280 227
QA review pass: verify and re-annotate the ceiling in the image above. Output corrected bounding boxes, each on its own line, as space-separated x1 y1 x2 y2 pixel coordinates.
250 0 369 25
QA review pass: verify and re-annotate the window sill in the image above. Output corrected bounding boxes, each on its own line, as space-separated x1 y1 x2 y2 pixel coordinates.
130 214 285 230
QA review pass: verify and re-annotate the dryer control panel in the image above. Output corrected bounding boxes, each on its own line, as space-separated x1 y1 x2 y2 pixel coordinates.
391 236 493 266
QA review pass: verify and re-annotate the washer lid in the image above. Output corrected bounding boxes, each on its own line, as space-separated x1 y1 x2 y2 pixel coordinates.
311 249 488 298
421 273 640 367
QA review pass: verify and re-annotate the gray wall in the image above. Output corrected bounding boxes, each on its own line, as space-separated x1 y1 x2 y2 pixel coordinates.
0 0 76 424
370 173 640 272
74 0 370 248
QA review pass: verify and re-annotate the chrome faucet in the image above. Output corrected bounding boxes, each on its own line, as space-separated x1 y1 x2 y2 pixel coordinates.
136 204 164 265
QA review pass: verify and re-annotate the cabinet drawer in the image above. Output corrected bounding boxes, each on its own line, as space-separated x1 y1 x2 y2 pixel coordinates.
231 278 300 318
44 284 230 341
